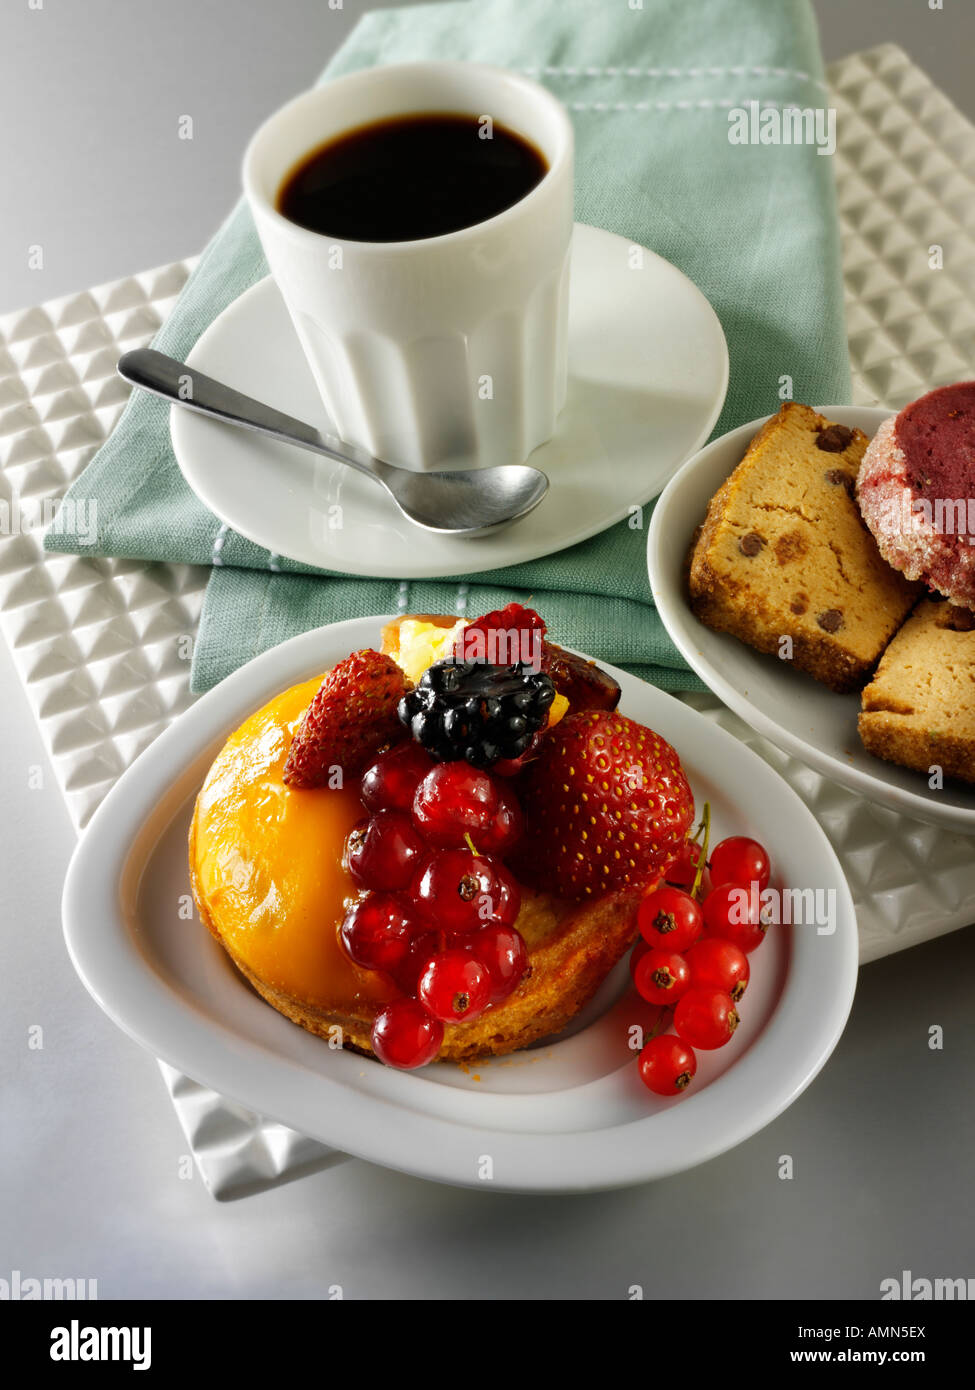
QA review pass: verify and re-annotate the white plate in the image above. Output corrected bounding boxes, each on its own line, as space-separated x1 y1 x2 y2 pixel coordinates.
62 616 857 1193
170 223 728 578
648 406 975 833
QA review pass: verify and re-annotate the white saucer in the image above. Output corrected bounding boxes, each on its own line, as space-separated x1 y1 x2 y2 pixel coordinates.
170 223 728 578
647 406 975 833
62 617 857 1193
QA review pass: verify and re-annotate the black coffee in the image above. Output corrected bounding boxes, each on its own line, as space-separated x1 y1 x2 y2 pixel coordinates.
276 112 548 242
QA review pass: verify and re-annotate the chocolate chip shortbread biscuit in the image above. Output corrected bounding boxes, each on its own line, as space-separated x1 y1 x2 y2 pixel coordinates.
859 599 975 783
687 403 921 693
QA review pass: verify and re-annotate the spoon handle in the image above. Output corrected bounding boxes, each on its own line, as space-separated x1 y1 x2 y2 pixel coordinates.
116 348 390 485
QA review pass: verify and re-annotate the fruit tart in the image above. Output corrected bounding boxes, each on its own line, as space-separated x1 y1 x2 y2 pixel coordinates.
189 605 696 1069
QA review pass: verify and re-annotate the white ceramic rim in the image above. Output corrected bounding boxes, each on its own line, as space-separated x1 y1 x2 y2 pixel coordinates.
242 61 575 254
647 405 975 833
168 224 730 577
62 617 858 1193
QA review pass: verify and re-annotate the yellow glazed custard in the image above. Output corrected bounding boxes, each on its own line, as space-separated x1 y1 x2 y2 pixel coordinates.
190 676 395 1013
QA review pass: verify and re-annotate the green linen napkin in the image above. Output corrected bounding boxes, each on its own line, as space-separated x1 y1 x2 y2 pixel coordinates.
45 0 851 693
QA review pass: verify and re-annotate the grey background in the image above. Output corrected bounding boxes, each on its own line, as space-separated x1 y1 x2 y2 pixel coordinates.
2 0 974 1301
2 0 974 313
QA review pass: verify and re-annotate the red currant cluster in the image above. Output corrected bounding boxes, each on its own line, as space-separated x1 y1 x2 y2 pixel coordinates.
632 831 772 1097
340 742 530 1070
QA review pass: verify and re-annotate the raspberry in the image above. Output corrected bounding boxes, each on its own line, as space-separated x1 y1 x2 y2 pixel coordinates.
455 602 621 711
455 603 547 668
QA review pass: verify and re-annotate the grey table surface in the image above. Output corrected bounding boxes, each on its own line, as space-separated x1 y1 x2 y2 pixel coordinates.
1 0 973 1301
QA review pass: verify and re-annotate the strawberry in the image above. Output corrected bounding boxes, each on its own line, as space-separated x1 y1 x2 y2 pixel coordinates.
283 649 411 789
513 711 694 899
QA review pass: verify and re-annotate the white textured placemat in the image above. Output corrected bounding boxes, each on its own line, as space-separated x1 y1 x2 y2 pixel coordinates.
0 259 207 829
2 44 973 1196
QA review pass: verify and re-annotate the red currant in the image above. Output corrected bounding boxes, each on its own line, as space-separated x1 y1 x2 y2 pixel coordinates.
411 849 520 934
632 949 691 1006
468 923 528 1003
673 987 739 1049
411 763 522 854
345 811 426 892
702 882 769 953
637 885 704 953
478 787 524 855
360 742 434 814
665 839 705 888
638 1034 697 1096
685 936 750 1002
388 929 439 997
418 949 492 1023
708 836 771 892
339 894 423 974
629 936 650 983
371 998 443 1069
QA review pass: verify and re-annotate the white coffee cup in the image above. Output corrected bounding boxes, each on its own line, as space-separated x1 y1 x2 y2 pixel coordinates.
243 61 574 473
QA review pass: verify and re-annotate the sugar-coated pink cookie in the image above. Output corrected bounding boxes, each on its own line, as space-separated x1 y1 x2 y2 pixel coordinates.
857 382 975 609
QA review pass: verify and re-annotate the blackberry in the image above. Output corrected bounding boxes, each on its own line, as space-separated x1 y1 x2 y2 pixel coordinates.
398 660 556 768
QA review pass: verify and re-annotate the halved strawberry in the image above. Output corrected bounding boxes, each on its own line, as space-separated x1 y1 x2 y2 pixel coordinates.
513 711 694 899
283 649 411 789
